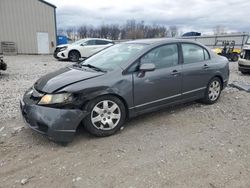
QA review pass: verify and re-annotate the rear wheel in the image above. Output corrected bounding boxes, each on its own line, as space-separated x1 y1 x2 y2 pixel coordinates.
201 77 222 104
83 96 126 137
68 50 80 62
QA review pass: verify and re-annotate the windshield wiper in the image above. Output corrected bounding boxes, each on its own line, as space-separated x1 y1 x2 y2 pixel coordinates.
81 64 106 72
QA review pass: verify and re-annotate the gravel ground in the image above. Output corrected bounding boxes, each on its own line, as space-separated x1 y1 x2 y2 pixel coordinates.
0 55 250 188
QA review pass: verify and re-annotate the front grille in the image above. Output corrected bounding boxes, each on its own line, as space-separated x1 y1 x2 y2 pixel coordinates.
239 64 250 69
244 50 250 60
54 47 60 53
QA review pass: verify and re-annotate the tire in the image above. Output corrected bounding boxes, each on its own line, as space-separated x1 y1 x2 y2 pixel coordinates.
0 62 7 71
241 71 249 75
68 50 80 62
200 77 222 104
231 53 239 62
83 95 126 137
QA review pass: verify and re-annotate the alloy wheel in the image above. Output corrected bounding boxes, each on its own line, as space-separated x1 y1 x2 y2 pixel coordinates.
91 100 121 130
208 80 221 101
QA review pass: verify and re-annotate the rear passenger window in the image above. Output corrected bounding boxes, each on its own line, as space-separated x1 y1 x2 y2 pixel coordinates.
182 43 209 64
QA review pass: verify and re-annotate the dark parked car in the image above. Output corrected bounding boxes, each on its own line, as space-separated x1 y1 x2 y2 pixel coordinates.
20 39 229 144
0 56 7 71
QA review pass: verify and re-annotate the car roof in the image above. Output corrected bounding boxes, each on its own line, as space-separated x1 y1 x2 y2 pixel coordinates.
124 38 200 45
85 38 113 42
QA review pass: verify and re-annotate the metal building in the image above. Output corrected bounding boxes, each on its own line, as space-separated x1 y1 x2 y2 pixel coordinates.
0 0 57 54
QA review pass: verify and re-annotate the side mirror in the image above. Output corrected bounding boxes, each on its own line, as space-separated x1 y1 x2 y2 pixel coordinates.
139 63 155 72
80 43 86 46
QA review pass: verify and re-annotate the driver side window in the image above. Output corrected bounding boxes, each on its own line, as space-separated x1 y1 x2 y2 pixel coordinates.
140 44 178 69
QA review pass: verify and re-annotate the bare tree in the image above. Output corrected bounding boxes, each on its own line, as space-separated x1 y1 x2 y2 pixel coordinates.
78 25 88 38
99 25 110 38
60 20 169 40
110 25 120 40
57 28 65 35
66 27 73 39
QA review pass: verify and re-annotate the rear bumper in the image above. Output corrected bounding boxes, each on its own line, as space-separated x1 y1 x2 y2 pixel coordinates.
20 99 88 143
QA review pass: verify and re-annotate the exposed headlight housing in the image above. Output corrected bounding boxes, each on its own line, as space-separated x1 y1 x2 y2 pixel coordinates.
38 93 73 105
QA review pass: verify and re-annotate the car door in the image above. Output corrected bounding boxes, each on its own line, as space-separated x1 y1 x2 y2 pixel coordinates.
133 43 182 111
80 40 97 57
181 43 212 98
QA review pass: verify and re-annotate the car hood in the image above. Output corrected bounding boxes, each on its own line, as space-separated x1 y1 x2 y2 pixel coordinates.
56 44 69 48
34 67 105 93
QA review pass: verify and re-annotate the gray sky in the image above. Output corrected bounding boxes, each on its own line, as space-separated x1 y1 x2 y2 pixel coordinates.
47 0 250 34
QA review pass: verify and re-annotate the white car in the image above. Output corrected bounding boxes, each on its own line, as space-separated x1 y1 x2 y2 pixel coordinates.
54 38 114 62
238 36 250 74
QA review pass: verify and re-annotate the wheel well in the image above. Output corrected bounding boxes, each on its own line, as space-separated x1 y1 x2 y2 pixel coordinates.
104 94 129 119
83 94 129 119
214 75 223 88
68 50 81 57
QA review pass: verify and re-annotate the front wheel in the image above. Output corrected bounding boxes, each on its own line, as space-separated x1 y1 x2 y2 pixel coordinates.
68 51 80 62
83 96 126 137
201 77 222 104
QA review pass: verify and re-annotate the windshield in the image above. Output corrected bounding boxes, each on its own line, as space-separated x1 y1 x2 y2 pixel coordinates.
81 43 147 71
72 39 87 45
246 36 250 44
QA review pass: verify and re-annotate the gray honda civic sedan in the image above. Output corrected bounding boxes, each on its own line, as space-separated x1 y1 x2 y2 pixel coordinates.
20 39 229 144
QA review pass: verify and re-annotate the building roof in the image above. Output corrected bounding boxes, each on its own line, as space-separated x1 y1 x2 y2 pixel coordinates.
38 0 56 8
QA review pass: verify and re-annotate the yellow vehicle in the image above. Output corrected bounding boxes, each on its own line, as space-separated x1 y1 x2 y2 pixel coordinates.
212 40 241 62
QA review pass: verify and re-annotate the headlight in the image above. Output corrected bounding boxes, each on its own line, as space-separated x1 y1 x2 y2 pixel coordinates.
38 93 73 105
240 51 245 58
59 47 67 51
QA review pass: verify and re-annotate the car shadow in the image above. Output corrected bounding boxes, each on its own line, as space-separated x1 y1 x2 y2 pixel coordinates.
14 101 203 147
73 101 203 144
0 72 9 79
125 101 200 128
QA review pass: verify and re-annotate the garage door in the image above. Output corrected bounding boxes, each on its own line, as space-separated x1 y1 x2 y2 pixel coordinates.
37 32 49 54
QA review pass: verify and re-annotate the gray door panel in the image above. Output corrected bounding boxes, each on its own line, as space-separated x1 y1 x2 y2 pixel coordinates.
181 60 212 94
181 43 213 97
133 65 182 110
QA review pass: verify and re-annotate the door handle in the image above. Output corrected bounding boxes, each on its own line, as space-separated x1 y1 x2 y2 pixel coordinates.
203 64 209 69
171 70 180 76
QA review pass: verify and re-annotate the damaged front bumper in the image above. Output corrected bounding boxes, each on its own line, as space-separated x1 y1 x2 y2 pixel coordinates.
20 97 88 143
